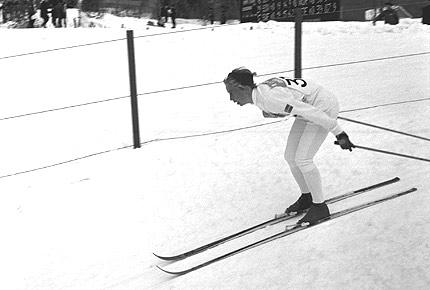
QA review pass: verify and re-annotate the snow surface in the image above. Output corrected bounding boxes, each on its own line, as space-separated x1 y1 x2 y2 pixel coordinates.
0 15 429 289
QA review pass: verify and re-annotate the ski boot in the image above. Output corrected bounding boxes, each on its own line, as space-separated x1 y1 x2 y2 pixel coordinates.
297 202 330 226
275 193 313 218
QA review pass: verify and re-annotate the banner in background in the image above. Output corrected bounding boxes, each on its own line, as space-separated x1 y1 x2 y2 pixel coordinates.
241 0 340 22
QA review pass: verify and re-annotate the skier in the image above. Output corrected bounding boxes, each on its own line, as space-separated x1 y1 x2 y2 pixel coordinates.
224 67 355 225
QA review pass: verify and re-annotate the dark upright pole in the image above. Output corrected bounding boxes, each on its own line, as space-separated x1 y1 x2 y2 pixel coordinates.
294 8 303 79
127 30 141 149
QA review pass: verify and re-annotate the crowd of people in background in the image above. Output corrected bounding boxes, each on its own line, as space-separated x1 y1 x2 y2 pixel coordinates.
1 0 429 28
0 0 67 28
39 0 67 28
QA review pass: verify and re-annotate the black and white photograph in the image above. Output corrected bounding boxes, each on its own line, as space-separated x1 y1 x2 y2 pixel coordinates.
0 0 429 289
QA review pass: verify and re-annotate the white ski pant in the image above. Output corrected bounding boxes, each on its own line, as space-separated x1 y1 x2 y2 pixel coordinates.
285 119 328 203
284 94 339 203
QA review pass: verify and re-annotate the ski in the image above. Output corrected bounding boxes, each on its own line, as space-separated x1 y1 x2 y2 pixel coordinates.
154 177 400 261
157 187 416 275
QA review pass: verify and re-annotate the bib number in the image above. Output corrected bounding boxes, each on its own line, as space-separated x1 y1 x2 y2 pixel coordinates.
279 77 307 87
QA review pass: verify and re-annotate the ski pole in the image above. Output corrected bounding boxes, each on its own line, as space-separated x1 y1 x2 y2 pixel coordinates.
354 145 430 163
338 116 430 142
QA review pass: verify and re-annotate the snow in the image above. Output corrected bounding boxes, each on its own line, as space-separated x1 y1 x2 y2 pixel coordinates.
0 14 429 289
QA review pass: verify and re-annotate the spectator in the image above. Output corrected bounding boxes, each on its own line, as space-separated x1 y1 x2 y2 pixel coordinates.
168 5 176 28
39 0 49 27
208 7 214 25
373 2 399 25
51 0 58 27
220 4 227 24
160 4 168 23
157 16 165 27
59 0 67 27
27 1 35 28
52 0 64 27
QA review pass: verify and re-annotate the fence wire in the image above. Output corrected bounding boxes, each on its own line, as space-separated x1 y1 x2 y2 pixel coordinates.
0 7 429 179
1 96 429 180
1 51 428 122
0 0 428 61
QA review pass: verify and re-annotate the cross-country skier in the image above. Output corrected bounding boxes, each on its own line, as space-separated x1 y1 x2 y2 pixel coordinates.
224 67 355 225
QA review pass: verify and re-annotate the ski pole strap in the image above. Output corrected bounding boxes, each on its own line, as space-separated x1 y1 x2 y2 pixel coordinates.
338 116 430 142
355 145 430 163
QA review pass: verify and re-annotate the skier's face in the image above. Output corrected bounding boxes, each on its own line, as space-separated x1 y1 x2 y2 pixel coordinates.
224 80 253 106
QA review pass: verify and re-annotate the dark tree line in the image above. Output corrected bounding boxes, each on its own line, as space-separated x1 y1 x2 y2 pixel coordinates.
159 0 240 21
79 0 241 21
0 0 241 25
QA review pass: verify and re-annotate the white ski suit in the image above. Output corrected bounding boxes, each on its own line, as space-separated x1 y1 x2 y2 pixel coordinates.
252 77 343 203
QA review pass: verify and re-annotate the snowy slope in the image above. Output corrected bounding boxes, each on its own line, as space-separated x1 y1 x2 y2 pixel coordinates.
0 17 429 289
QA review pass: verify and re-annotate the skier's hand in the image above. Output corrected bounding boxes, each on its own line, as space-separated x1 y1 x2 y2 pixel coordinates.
262 111 287 118
335 132 355 151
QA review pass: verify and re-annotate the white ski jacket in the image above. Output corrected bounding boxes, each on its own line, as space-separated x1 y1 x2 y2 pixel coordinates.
252 77 344 136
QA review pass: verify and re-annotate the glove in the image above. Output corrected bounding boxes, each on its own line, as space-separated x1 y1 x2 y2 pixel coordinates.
335 132 355 151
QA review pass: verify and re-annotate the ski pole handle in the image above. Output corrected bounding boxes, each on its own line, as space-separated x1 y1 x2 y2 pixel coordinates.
355 145 430 163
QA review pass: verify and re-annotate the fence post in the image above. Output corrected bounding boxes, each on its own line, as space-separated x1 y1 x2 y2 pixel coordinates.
294 8 303 79
127 30 141 149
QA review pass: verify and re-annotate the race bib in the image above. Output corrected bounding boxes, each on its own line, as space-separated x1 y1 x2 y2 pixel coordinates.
262 77 307 89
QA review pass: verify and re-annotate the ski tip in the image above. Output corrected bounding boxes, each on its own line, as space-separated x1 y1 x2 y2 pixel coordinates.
153 252 185 261
156 265 188 275
398 187 417 195
153 253 172 260
156 265 170 273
